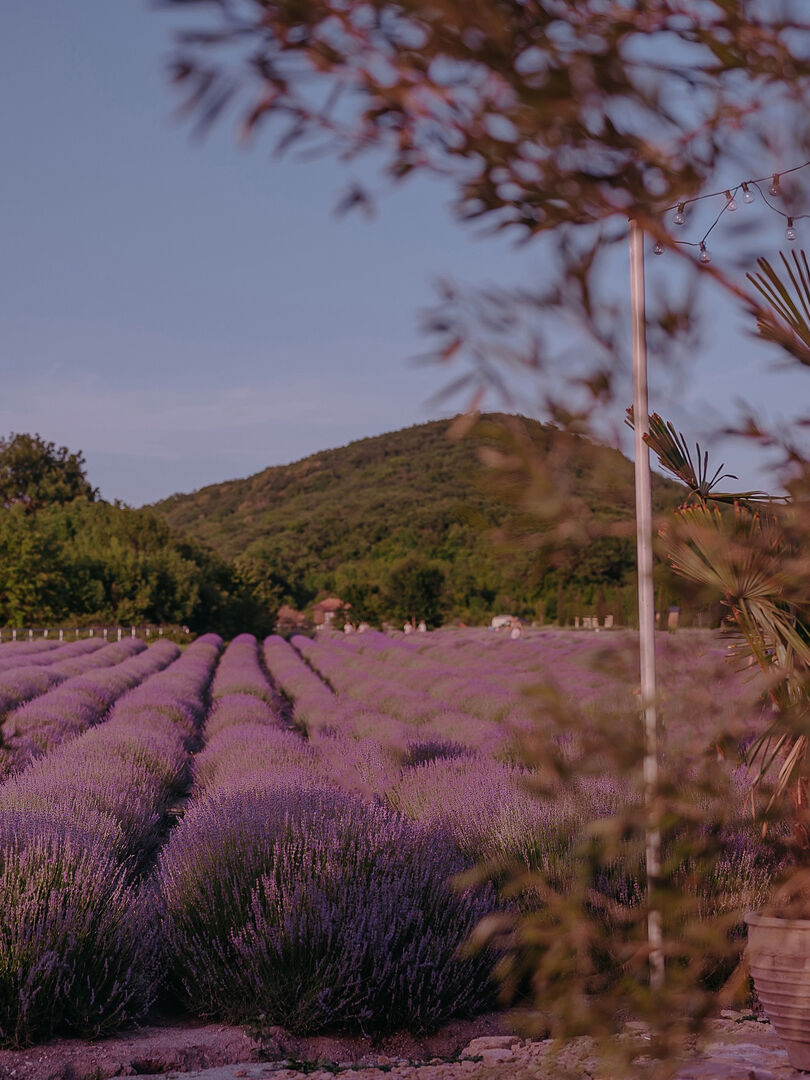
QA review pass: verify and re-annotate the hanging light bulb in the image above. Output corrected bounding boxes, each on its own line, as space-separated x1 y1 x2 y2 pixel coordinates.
674 202 686 226
725 189 737 211
699 242 711 264
769 173 781 197
653 240 664 255
786 217 797 241
742 182 755 204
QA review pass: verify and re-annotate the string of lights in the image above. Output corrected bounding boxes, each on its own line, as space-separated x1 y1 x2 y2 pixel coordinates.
653 158 810 263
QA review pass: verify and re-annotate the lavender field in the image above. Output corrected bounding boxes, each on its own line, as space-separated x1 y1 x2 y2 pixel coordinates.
0 628 771 1048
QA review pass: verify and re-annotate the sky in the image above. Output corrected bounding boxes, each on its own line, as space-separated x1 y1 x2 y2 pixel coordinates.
1 3 808 506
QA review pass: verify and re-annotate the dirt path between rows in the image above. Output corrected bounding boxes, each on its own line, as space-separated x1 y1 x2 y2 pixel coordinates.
0 1014 803 1080
0 1013 510 1080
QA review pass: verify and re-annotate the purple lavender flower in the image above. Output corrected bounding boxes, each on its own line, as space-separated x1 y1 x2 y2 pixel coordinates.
0 809 160 1047
158 785 495 1032
262 635 334 733
211 633 280 707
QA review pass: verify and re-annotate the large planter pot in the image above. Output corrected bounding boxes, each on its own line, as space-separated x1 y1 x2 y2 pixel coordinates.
746 912 810 1071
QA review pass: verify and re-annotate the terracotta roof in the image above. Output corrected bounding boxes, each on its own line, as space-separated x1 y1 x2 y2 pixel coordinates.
312 597 350 612
277 604 306 621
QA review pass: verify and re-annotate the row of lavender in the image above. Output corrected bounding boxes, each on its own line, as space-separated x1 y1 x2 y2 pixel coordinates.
0 637 122 722
0 634 222 1046
0 638 179 775
157 634 494 1033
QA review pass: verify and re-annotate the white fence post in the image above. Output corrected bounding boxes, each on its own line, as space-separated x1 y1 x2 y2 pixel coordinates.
117 627 122 641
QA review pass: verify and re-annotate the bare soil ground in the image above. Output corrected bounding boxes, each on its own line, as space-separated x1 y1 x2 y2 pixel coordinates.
0 1013 513 1080
0 1014 803 1080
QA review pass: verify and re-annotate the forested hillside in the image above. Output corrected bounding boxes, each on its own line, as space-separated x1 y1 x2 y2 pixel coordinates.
155 416 684 625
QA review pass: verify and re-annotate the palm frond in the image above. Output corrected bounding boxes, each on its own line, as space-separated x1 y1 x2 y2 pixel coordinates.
661 498 810 831
747 250 810 367
625 409 777 505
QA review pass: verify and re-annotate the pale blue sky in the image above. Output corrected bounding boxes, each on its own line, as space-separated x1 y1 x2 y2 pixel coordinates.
1 2 807 505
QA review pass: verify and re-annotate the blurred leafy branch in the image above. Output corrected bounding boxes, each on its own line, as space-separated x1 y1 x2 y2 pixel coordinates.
160 0 810 401
626 240 810 894
153 1 810 1072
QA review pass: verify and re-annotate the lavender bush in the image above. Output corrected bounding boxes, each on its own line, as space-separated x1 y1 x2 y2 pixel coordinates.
0 640 59 655
0 753 162 861
402 738 473 768
211 633 279 706
203 692 281 740
262 635 334 732
111 632 222 738
0 667 63 719
311 731 401 801
0 623 775 1049
194 722 320 792
46 635 146 677
0 810 159 1047
387 755 581 874
158 785 496 1032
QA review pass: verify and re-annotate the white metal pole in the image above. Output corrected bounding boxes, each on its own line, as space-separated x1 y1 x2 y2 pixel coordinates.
629 219 664 989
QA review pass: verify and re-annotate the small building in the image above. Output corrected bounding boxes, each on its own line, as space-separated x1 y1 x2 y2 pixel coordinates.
312 597 351 628
275 604 309 635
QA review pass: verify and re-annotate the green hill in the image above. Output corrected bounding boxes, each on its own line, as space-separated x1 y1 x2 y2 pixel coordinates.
153 416 684 626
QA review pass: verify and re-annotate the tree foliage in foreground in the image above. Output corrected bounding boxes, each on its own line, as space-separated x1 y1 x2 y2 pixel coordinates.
154 5 810 1074
162 1 810 408
164 2 810 239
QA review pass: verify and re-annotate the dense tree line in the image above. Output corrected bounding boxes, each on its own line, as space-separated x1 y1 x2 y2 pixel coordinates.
0 435 273 635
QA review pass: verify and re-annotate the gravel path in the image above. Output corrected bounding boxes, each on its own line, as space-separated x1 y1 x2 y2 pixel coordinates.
123 1026 800 1080
0 1017 802 1080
